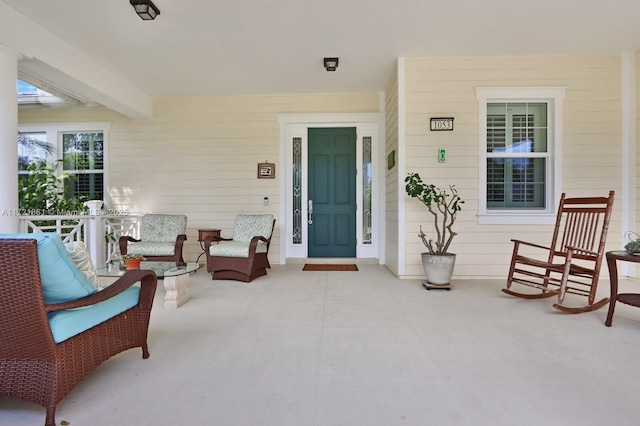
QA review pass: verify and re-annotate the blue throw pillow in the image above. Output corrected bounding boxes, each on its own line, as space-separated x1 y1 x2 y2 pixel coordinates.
0 233 97 304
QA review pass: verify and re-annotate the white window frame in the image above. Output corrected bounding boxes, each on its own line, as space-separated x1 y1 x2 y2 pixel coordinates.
476 87 566 225
18 122 110 203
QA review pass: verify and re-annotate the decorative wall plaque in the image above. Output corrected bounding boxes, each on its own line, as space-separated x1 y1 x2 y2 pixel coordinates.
257 162 275 179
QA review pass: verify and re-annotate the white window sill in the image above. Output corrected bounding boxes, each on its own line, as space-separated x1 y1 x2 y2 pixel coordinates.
477 213 556 225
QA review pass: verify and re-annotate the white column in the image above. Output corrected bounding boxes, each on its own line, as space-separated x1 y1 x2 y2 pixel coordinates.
84 200 106 267
0 46 21 233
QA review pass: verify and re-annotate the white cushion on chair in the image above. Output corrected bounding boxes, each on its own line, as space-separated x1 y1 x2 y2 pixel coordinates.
209 240 269 258
140 214 187 242
232 214 274 243
126 241 176 256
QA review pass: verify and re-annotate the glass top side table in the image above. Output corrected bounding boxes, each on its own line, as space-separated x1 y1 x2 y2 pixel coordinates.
97 261 202 309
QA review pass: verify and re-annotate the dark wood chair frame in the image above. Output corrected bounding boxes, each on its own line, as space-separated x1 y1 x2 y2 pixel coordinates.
0 239 157 426
119 234 187 262
502 191 615 313
204 219 275 282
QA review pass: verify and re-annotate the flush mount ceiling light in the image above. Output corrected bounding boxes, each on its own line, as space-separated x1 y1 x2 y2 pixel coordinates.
323 57 339 72
130 0 160 20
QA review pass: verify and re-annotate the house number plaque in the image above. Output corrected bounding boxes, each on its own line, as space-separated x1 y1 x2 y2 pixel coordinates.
430 117 454 131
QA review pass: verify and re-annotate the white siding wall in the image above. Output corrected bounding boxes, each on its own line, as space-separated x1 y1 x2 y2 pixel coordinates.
403 56 623 279
636 52 640 277
384 67 400 275
17 55 630 278
637 52 640 264
19 92 380 264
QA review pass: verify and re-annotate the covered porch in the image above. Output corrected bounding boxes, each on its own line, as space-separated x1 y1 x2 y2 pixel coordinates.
2 2 640 281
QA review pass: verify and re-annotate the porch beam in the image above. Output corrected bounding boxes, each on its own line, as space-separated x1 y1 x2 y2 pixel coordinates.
0 2 152 120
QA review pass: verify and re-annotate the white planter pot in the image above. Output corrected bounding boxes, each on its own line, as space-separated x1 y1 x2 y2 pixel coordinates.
421 253 456 285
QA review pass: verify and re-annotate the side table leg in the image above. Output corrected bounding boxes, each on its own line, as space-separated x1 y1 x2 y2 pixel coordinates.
605 256 618 327
195 240 206 271
605 298 616 327
163 274 190 309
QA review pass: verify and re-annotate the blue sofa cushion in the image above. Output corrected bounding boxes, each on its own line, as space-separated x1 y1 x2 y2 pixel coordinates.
0 233 97 304
47 287 140 343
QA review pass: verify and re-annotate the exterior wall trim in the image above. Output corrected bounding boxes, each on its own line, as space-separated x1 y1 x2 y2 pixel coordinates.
277 112 385 264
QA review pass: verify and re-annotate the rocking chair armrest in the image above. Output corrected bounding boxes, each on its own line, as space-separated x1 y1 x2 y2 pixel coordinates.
511 239 553 252
44 270 158 313
565 245 599 258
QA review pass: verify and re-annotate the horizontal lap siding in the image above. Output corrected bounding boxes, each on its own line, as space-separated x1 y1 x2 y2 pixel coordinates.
385 68 400 275
19 92 380 264
404 56 623 279
637 53 640 269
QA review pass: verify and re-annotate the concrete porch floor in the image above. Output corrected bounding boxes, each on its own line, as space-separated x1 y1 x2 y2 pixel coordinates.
2 264 640 425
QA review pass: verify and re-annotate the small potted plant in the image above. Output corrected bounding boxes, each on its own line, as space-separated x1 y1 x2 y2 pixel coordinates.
121 253 146 270
405 172 464 287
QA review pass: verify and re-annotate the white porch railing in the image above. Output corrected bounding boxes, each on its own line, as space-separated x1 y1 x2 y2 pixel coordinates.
17 201 141 268
104 215 140 262
18 215 88 242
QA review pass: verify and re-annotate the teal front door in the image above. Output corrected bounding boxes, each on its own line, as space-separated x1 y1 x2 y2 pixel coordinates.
308 127 357 257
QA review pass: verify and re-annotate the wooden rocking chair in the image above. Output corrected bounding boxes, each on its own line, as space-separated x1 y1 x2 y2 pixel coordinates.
502 191 615 313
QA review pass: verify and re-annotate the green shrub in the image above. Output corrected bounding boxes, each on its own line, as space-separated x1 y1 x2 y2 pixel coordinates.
19 159 88 215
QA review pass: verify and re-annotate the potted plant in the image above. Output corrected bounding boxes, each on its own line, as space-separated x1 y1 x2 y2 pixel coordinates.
121 253 145 270
405 172 464 288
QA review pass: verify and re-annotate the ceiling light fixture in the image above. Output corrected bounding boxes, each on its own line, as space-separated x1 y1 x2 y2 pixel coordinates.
324 57 339 72
130 0 160 20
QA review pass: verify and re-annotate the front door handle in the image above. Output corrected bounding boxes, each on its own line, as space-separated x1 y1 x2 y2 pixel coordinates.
308 199 313 224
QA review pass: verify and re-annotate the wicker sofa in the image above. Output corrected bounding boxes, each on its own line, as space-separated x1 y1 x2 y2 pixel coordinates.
204 214 275 282
0 234 157 426
119 213 188 262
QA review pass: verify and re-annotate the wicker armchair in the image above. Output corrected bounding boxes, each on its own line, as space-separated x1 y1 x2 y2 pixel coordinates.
0 237 157 426
119 213 187 262
204 214 275 282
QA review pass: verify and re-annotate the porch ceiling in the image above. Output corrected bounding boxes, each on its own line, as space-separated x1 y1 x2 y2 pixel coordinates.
2 0 640 100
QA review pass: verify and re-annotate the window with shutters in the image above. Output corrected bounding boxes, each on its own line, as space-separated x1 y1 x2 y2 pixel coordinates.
476 87 565 225
18 123 109 203
62 132 104 200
